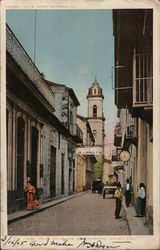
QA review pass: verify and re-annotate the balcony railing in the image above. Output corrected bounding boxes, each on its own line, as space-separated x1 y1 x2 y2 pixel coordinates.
126 125 137 138
70 124 83 143
114 124 122 137
133 78 153 107
114 124 122 147
76 124 83 141
133 50 153 107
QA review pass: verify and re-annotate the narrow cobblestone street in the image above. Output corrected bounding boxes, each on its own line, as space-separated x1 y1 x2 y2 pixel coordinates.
8 192 130 235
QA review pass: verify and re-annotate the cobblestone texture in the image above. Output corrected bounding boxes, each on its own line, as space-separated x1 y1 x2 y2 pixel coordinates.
8 192 130 235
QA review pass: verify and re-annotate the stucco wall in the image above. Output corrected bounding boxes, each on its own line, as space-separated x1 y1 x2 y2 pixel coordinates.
88 119 103 146
41 123 69 200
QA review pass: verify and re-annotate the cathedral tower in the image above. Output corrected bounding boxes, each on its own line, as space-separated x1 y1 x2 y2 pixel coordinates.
87 79 105 153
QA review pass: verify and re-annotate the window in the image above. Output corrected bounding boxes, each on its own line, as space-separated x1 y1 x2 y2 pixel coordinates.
93 130 97 140
93 105 97 117
17 117 25 190
70 110 73 124
94 88 97 95
133 40 153 107
69 110 73 134
58 132 60 149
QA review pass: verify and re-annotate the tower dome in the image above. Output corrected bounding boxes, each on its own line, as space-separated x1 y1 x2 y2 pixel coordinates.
87 79 104 99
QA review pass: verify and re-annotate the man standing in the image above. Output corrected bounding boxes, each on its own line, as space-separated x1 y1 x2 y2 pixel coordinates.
123 178 132 207
114 182 123 219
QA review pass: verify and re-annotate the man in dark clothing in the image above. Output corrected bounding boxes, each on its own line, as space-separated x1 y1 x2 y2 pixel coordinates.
123 178 132 207
114 182 123 219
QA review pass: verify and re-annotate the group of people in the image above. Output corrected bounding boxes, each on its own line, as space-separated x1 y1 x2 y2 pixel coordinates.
114 178 146 219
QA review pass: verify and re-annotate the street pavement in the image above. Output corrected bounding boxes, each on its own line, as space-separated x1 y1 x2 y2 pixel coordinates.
8 191 131 235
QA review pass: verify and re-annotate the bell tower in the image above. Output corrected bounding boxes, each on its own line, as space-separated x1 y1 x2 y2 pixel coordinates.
87 79 105 152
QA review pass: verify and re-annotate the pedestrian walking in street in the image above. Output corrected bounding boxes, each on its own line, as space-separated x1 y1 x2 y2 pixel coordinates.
114 182 123 219
135 183 146 217
123 178 132 207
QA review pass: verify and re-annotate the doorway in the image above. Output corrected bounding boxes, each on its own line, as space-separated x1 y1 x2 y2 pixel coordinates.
31 126 38 188
50 146 56 197
61 153 65 195
17 117 25 190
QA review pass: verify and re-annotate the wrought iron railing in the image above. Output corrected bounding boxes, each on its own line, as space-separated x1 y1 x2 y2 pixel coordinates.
70 124 83 141
133 51 153 107
114 124 122 137
76 124 83 141
126 125 137 138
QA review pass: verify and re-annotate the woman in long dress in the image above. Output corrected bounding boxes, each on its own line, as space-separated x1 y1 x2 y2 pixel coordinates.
135 183 146 217
25 182 39 210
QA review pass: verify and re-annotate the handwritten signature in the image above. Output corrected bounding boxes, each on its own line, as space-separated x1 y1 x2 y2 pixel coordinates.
1 235 131 249
77 238 120 249
1 235 73 248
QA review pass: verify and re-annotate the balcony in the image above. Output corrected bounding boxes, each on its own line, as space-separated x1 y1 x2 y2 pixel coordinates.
126 125 137 138
114 124 122 147
132 45 153 108
70 124 83 143
123 125 138 149
133 78 153 107
113 10 153 112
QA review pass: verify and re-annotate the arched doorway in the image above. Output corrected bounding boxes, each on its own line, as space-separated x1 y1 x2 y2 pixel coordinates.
31 126 39 188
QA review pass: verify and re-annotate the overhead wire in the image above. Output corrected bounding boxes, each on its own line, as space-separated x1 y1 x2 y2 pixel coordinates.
34 10 37 64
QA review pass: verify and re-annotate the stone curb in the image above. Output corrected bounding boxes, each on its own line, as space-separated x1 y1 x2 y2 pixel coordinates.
8 191 86 224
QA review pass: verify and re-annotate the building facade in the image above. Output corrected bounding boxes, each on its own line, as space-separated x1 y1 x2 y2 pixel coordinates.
6 25 82 213
113 9 153 226
47 81 83 194
103 159 116 185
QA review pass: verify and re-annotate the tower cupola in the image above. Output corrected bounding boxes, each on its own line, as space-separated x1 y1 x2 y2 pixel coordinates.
87 79 104 99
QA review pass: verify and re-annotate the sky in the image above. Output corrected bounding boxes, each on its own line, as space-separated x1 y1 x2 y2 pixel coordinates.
6 9 118 158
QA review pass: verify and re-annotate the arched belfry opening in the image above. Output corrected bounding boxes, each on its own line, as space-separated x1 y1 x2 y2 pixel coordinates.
93 105 97 117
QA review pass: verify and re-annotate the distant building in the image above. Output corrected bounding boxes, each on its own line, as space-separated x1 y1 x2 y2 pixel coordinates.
76 115 96 191
113 9 153 226
103 159 116 185
47 81 83 194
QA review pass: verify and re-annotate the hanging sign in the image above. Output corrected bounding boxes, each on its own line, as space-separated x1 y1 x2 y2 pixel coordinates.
76 147 103 155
